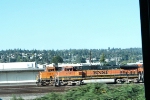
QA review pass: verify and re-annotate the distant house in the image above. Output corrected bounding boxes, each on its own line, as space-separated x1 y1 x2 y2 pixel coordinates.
105 59 109 62
108 61 116 66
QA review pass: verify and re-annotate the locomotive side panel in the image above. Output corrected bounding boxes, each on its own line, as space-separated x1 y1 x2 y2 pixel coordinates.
40 72 56 79
56 71 84 81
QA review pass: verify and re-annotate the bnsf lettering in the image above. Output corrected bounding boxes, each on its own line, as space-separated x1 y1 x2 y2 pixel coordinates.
93 71 108 74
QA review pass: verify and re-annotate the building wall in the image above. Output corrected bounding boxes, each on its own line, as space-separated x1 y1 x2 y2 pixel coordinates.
0 71 40 83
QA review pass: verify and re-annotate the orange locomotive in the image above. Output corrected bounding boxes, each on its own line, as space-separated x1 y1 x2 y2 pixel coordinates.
36 64 144 86
36 66 62 86
54 64 144 86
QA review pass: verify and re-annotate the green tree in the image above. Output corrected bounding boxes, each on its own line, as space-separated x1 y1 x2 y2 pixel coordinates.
75 56 86 63
52 55 63 65
100 53 106 65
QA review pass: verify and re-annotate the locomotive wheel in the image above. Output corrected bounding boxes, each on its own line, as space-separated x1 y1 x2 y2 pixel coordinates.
36 82 41 86
76 81 81 86
116 79 121 84
41 82 47 86
60 81 64 86
55 80 60 87
46 83 50 86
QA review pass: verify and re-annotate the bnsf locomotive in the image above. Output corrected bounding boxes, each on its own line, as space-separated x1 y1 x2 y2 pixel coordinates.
36 63 144 86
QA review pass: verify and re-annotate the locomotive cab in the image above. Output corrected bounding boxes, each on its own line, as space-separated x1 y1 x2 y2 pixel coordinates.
36 66 62 86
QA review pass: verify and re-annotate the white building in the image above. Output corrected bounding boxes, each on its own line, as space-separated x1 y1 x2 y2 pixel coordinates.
0 62 45 84
0 62 37 70
127 61 143 65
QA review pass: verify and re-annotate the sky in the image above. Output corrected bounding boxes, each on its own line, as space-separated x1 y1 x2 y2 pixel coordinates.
0 0 142 50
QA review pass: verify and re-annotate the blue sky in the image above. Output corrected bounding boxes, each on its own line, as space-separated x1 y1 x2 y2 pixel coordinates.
0 0 142 50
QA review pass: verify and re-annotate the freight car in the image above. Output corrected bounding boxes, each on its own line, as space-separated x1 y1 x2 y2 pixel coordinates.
36 64 144 86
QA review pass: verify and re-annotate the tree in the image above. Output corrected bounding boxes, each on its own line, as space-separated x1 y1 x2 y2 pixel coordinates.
75 56 86 63
52 55 63 65
100 53 106 65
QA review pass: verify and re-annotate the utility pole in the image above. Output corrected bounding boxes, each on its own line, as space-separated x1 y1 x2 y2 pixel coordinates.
9 54 10 62
34 53 36 63
89 50 92 64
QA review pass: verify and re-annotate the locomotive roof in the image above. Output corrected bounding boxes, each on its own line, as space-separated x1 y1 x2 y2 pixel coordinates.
62 66 73 68
120 64 139 69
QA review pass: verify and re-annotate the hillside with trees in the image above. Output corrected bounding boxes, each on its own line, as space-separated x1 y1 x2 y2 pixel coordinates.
0 48 142 65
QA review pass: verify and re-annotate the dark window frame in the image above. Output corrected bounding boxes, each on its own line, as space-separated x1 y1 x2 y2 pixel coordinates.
139 0 150 99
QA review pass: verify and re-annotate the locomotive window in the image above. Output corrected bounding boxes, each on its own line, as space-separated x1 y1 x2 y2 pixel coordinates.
65 68 72 71
48 69 54 72
48 69 51 72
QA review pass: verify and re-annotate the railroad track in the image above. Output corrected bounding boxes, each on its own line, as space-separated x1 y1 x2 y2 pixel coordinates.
0 85 74 95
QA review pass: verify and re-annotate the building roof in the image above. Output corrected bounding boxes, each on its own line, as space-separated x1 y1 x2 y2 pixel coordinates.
0 68 44 72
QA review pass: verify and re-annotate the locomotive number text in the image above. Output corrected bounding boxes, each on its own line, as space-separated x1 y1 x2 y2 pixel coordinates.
93 71 108 74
